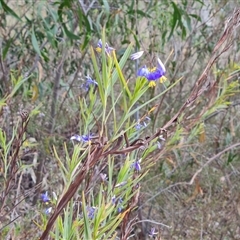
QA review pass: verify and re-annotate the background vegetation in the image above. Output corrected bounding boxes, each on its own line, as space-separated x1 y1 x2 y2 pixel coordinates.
0 0 240 239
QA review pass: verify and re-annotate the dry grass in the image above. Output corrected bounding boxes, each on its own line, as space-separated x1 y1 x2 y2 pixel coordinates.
1 1 240 239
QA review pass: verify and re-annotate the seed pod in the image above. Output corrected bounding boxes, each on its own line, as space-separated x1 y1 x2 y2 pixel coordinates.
20 110 29 122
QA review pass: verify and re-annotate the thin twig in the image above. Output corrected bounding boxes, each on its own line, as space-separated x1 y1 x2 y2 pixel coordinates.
139 142 240 210
134 219 172 229
188 142 240 185
78 0 97 15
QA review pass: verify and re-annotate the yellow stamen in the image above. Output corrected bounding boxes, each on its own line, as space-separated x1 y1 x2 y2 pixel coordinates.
149 81 156 87
95 47 102 52
149 67 156 72
159 76 167 83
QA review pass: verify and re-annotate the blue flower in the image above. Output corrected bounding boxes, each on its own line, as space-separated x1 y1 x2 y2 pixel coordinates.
130 50 144 60
70 134 94 143
117 206 123 213
135 123 144 130
137 58 167 87
117 198 123 213
135 116 151 130
81 134 94 143
95 39 114 55
111 196 124 213
86 206 96 220
70 134 81 142
148 227 158 237
86 76 98 86
138 66 149 77
45 207 52 215
41 192 50 203
131 160 141 171
100 173 108 182
111 195 117 204
82 76 98 91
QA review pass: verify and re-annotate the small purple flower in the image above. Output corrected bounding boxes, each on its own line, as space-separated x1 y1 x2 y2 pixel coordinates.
100 173 108 182
137 58 167 87
132 160 141 171
130 51 144 60
135 116 151 130
70 134 94 143
95 39 114 55
145 116 151 122
157 141 162 149
148 227 158 237
81 134 94 143
41 192 50 203
82 75 98 91
138 65 149 77
112 195 117 204
117 206 122 213
86 76 98 86
157 135 166 149
45 207 52 215
117 198 123 213
135 123 144 130
87 206 96 220
105 43 115 55
159 135 166 141
70 134 82 142
112 196 124 213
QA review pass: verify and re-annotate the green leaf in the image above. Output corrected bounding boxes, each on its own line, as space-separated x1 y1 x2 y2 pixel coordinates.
184 14 192 32
112 51 132 99
63 23 79 40
111 43 133 84
46 30 57 48
98 210 125 239
8 74 31 99
82 192 92 239
57 1 79 41
168 1 182 40
90 46 104 105
31 26 41 56
227 152 237 165
0 0 21 21
189 14 201 22
81 15 93 51
103 0 110 16
2 38 13 60
127 9 151 18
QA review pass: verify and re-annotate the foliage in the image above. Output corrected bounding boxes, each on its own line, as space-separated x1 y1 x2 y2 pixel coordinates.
0 0 240 239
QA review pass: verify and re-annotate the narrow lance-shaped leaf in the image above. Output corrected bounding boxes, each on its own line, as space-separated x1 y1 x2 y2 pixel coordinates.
82 192 92 239
112 51 132 99
31 26 41 56
0 0 21 21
